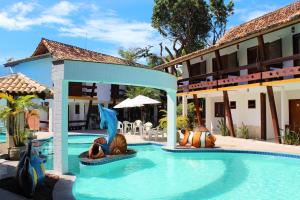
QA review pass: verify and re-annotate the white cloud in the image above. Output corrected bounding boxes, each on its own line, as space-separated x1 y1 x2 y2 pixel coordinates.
43 1 79 16
0 1 77 30
59 18 164 48
0 1 167 51
10 1 35 16
235 5 277 22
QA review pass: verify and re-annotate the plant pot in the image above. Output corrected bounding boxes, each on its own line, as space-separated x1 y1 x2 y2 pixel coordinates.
9 146 26 161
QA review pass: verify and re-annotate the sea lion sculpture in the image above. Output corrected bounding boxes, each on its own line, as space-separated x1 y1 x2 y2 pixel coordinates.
16 140 45 197
87 104 127 159
178 126 216 148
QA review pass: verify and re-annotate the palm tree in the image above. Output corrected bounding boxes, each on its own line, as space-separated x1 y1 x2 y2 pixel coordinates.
0 93 41 147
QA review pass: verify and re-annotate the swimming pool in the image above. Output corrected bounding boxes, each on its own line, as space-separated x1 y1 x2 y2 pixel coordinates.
0 133 6 143
40 135 300 200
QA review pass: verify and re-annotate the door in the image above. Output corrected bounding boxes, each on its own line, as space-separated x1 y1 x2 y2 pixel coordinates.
289 99 300 132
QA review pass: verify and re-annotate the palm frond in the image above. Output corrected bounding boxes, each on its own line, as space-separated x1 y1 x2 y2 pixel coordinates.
0 93 15 104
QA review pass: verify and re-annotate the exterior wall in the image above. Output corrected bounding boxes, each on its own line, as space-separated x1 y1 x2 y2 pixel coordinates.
202 87 300 140
204 92 262 137
11 57 53 87
186 23 300 77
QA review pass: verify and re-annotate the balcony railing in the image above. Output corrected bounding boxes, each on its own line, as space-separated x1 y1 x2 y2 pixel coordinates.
178 53 300 92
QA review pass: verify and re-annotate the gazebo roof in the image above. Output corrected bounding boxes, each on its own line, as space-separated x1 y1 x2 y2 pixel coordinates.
0 73 52 97
5 38 147 68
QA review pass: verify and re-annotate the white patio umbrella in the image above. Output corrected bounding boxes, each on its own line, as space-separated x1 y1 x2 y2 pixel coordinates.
130 95 161 123
113 98 143 109
130 95 161 105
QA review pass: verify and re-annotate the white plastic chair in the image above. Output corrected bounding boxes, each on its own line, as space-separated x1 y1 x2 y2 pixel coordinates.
117 121 124 134
143 122 153 139
123 121 132 134
133 120 143 135
147 126 165 141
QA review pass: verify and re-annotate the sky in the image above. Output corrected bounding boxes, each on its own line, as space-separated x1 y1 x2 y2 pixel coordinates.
0 0 294 65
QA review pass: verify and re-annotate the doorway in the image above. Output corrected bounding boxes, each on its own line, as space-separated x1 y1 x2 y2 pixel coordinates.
289 99 300 132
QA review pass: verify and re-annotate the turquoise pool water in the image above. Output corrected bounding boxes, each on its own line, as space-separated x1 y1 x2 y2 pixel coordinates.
40 135 300 200
0 133 6 143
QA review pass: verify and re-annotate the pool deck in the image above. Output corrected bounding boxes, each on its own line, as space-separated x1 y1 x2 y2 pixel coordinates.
1 131 300 200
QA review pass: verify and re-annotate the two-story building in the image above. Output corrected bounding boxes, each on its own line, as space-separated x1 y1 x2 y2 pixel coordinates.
155 1 300 143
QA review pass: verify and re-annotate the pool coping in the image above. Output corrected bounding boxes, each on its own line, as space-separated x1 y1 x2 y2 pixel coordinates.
162 146 300 159
36 135 300 160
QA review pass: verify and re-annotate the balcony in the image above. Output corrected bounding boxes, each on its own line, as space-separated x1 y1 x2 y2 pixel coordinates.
177 53 300 93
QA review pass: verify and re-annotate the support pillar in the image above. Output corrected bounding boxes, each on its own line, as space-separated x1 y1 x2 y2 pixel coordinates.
266 86 281 143
223 91 235 137
182 95 188 117
48 101 53 132
167 90 177 149
280 87 287 135
193 94 203 126
260 93 266 140
205 96 213 132
52 61 69 174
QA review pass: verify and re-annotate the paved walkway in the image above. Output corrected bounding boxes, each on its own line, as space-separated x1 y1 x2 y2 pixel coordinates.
214 135 300 155
1 132 300 200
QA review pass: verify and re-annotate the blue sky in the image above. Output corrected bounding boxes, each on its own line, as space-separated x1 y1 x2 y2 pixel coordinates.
0 0 294 65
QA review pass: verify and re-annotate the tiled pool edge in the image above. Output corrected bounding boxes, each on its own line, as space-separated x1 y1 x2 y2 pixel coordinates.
162 147 300 159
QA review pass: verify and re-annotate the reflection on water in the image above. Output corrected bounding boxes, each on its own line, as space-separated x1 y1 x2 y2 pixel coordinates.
79 158 156 179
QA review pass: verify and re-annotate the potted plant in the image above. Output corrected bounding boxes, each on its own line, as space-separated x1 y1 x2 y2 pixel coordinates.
238 122 249 139
0 93 41 160
217 119 229 136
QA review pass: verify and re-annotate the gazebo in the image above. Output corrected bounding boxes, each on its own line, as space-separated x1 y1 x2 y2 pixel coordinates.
0 73 52 146
51 60 177 174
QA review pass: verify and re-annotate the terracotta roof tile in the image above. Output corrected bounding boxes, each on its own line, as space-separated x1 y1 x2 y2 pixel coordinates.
32 38 145 67
0 73 52 95
217 1 300 45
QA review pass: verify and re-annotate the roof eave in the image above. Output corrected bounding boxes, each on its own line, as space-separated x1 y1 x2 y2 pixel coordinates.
154 17 300 70
4 53 52 67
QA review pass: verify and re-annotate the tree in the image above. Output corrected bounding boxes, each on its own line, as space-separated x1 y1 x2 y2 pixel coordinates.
118 48 163 101
118 46 162 67
0 94 41 147
210 0 234 45
152 0 211 58
152 0 234 60
125 86 162 101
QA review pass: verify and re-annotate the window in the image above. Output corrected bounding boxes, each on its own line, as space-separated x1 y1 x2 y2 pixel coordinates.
230 101 236 109
247 46 259 74
266 39 282 60
293 33 300 66
266 39 282 69
215 102 224 117
248 100 256 109
189 61 206 77
69 82 82 96
212 52 239 77
75 104 80 114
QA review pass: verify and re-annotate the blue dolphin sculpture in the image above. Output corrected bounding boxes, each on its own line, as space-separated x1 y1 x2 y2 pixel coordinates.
98 104 118 154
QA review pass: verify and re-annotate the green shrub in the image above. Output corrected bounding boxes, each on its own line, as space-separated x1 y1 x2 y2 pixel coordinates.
283 128 300 145
177 103 195 127
238 123 249 139
159 110 189 129
217 119 229 136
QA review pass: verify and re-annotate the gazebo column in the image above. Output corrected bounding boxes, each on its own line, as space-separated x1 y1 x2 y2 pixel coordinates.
52 61 69 174
167 90 177 149
182 95 188 117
